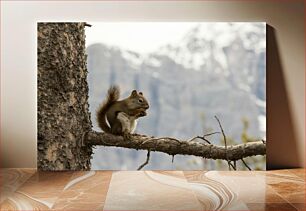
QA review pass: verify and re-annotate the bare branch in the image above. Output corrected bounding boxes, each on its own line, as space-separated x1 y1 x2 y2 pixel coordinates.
229 162 237 170
214 116 232 170
187 131 221 144
188 136 211 144
86 131 266 161
241 158 252 171
137 150 151 170
204 132 221 137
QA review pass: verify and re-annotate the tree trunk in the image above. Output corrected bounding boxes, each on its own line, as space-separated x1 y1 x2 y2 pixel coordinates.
37 23 92 170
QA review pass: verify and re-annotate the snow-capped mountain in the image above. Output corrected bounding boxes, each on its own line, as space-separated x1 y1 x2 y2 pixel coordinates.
86 22 266 170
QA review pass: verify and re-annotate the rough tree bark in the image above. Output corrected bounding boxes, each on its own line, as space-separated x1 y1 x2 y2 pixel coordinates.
37 23 266 170
38 23 92 170
85 132 265 161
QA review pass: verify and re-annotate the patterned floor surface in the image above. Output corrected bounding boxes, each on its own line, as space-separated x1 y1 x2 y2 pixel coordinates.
0 169 304 210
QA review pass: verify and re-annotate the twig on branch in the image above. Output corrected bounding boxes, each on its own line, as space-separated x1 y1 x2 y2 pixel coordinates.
241 158 252 171
187 132 220 144
86 131 266 162
228 161 237 170
204 132 221 137
188 136 211 144
214 116 233 170
137 150 151 170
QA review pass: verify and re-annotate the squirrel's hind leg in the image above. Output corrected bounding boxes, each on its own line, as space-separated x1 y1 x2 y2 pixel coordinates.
111 121 123 135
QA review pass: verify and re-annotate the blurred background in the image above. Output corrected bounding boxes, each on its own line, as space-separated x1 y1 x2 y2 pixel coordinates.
85 22 266 170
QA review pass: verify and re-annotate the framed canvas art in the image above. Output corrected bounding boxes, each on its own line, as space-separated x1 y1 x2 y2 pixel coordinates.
37 22 266 170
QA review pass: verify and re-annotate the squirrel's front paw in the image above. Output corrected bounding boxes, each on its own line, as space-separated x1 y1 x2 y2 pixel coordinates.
137 110 147 117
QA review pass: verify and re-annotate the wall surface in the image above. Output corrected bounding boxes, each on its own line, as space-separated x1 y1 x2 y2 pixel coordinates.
1 0 304 168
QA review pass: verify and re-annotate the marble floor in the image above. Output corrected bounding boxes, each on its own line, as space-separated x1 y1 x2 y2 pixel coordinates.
0 169 304 210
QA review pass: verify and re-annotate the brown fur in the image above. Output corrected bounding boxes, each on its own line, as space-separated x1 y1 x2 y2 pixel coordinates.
96 85 149 135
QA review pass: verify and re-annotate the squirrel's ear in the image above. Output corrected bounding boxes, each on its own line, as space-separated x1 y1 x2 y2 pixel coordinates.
131 90 138 97
139 92 143 95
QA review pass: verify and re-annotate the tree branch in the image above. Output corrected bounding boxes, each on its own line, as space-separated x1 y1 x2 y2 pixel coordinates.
137 150 151 170
85 131 266 161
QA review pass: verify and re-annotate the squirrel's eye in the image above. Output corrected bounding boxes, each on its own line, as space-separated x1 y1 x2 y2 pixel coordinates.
138 99 143 103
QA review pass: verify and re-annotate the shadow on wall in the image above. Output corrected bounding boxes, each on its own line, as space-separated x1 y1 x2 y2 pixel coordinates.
266 25 299 169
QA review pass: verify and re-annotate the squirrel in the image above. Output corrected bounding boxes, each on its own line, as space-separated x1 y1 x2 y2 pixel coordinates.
96 85 149 138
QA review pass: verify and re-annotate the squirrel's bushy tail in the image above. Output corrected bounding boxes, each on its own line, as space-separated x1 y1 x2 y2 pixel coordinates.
96 85 120 133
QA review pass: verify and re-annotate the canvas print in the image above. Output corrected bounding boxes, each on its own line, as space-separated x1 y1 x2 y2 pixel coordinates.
37 22 266 171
